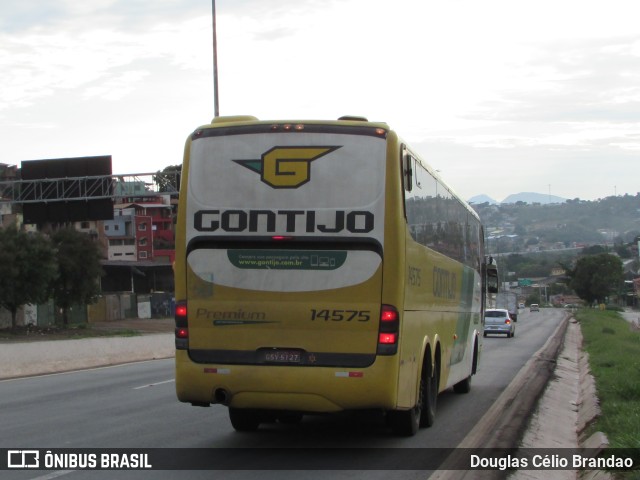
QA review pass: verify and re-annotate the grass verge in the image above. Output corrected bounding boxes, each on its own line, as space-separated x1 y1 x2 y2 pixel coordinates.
575 309 640 478
0 324 140 342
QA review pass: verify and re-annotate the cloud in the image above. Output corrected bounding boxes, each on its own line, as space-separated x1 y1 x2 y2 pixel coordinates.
467 35 640 123
1 0 640 202
0 13 213 113
82 70 150 101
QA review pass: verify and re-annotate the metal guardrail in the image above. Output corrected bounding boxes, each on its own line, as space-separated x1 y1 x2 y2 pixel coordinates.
0 172 180 205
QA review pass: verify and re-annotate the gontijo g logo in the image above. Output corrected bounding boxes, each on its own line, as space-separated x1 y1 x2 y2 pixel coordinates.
233 146 340 188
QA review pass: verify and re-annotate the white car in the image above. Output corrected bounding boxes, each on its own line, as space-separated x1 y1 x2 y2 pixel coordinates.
484 309 516 338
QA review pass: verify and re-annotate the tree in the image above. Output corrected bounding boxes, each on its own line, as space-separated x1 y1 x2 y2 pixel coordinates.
613 238 632 259
153 165 181 195
567 253 623 305
0 226 58 329
581 245 608 255
50 227 103 325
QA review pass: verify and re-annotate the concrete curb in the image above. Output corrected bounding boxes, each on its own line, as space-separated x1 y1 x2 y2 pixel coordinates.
518 319 582 451
576 323 611 480
462 315 569 449
577 350 600 438
432 316 570 480
0 333 174 380
432 316 614 480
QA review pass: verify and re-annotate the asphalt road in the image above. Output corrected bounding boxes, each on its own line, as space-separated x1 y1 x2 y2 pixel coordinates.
0 308 565 480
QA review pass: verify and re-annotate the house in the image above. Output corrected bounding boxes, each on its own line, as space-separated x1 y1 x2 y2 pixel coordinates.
99 196 175 295
103 198 174 263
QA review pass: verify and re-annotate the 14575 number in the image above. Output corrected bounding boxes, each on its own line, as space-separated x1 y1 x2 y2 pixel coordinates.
310 309 371 322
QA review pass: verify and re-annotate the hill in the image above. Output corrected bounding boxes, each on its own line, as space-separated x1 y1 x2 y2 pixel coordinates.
501 192 567 205
472 193 640 253
468 194 498 205
468 192 568 205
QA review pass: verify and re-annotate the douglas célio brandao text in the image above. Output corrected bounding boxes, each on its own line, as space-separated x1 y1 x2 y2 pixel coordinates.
470 453 635 471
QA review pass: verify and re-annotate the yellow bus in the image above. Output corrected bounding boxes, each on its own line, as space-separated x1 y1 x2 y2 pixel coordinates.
174 115 494 436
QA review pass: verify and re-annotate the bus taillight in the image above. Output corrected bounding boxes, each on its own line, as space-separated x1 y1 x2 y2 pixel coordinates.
175 303 187 318
378 305 399 355
378 333 397 344
381 306 398 322
176 328 189 338
175 301 189 350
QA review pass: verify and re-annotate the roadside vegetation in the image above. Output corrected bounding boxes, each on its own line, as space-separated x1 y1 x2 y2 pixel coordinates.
576 309 640 477
0 323 140 342
0 225 103 329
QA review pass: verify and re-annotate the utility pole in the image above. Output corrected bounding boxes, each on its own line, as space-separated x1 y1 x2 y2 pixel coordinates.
212 0 220 118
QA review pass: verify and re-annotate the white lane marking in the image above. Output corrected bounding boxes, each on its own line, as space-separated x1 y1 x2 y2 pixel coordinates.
29 470 75 480
133 379 175 390
0 358 173 383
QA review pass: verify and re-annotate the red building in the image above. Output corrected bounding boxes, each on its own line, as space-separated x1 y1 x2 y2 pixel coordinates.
104 199 174 263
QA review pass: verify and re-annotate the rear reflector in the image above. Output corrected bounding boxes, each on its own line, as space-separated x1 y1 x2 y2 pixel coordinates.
204 368 231 375
335 372 364 378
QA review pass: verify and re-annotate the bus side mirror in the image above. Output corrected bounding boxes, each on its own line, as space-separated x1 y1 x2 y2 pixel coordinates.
486 265 498 294
403 151 413 192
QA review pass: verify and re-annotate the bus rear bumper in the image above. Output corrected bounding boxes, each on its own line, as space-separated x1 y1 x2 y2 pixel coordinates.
175 350 398 412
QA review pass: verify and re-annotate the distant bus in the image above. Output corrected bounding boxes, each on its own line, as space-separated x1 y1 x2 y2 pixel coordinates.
174 115 495 436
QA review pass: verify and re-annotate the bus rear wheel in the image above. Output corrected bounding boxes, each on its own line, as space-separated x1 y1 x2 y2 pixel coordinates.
388 392 421 437
420 366 438 427
389 366 438 436
229 408 261 432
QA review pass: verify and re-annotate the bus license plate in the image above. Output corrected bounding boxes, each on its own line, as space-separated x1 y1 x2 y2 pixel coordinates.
262 350 302 364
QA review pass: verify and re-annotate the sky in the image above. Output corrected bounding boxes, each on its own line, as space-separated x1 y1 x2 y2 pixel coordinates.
1 0 639 203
